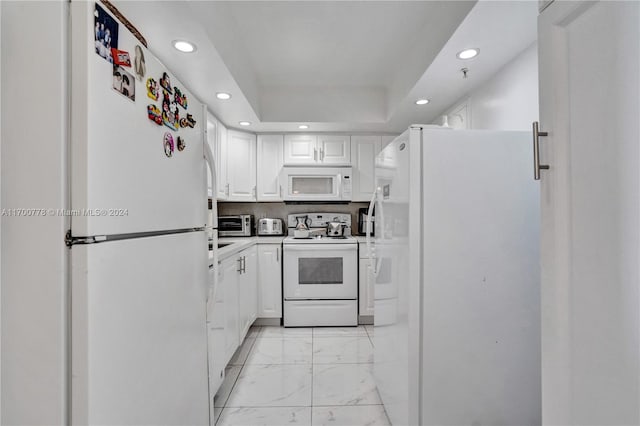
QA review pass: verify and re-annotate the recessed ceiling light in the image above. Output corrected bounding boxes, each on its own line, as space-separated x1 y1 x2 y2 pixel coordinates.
239 121 251 126
456 48 479 60
172 40 196 53
298 125 309 129
415 99 430 105
216 92 231 100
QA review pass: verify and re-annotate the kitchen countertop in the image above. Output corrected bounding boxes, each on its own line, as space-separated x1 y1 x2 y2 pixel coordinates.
217 236 285 262
354 235 375 243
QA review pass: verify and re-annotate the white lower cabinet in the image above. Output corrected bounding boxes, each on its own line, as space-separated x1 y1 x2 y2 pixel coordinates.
359 242 374 318
220 256 240 365
238 246 258 340
220 245 258 365
257 244 282 318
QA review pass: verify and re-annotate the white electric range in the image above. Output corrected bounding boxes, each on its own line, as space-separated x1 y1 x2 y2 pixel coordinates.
282 213 358 327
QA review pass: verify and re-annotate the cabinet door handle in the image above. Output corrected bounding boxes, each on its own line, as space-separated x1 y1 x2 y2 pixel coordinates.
320 148 324 161
532 121 549 180
314 148 317 161
237 257 242 273
276 247 279 262
226 183 230 196
279 185 283 198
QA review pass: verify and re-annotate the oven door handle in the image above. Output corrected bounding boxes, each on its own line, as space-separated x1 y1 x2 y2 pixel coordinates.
284 244 357 252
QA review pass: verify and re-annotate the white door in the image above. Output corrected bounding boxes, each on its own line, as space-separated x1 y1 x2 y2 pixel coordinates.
227 130 256 201
351 136 381 201
539 2 640 424
257 134 284 201
215 119 229 200
257 244 283 318
317 135 351 165
284 134 318 165
70 232 209 425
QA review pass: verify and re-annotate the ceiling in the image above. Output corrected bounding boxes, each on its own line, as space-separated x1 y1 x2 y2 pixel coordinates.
112 1 537 134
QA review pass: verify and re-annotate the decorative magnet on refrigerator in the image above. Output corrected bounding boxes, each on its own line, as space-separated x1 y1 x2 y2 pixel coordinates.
162 91 180 131
174 87 188 109
146 77 159 101
159 72 172 93
111 48 131 67
112 65 135 101
94 3 119 63
163 132 175 158
179 113 196 128
133 45 146 81
177 136 186 152
147 105 162 125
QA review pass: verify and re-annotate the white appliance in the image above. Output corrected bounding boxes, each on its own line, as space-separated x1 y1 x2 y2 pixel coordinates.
283 213 358 326
280 167 353 201
68 3 217 425
369 126 540 426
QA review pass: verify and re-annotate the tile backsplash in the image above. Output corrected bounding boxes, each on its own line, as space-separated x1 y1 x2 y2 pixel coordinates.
217 202 369 235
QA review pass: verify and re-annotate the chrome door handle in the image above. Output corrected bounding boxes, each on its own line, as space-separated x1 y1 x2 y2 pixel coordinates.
314 148 317 162
276 248 279 262
532 121 549 180
242 256 246 273
237 257 242 273
279 185 282 198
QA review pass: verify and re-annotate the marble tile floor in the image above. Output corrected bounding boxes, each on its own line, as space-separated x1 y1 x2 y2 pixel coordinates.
214 325 390 426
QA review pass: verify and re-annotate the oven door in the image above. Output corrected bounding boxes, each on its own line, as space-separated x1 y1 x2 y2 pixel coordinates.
283 244 357 299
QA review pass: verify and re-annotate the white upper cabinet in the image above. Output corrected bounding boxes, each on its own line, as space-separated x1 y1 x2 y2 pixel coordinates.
317 135 351 165
257 135 284 201
351 136 382 202
227 130 257 202
283 134 350 165
205 118 217 198
284 134 317 165
215 120 229 200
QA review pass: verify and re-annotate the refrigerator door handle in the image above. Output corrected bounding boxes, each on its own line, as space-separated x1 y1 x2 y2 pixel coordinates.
366 187 382 277
532 121 549 180
203 136 218 227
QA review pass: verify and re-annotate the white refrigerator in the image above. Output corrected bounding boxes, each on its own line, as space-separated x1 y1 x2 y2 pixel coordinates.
369 126 540 426
68 3 217 424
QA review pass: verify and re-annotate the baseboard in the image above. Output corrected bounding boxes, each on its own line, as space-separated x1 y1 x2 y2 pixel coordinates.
253 317 281 326
358 315 374 325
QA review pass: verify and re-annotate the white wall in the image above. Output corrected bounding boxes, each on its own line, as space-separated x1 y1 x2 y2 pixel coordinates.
1 2 68 424
438 43 539 131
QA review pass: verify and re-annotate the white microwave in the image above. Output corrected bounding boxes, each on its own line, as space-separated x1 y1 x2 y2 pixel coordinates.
281 166 352 201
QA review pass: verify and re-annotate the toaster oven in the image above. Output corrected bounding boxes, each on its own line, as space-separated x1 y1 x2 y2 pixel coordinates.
219 215 253 237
